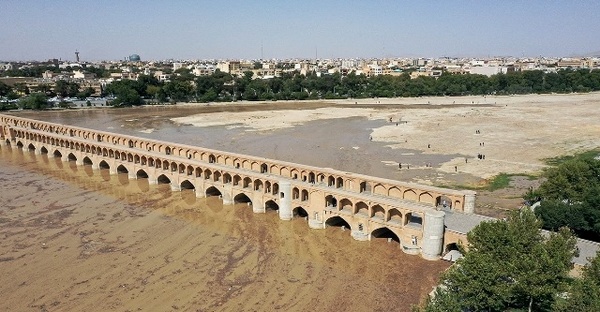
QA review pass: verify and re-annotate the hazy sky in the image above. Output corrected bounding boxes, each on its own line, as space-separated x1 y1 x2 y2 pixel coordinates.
1 0 598 61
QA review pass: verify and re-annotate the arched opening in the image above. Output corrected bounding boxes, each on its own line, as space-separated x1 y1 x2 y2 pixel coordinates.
206 186 222 197
234 193 252 204
436 196 452 209
99 160 110 170
325 216 351 229
371 205 385 220
208 154 216 163
116 165 128 174
40 146 48 154
265 200 279 212
443 243 463 262
157 174 171 184
27 143 36 151
339 198 352 213
360 181 371 193
371 227 400 243
445 243 459 253
293 207 308 218
243 177 252 188
336 177 344 188
180 180 195 190
82 157 93 166
292 187 300 200
388 208 402 224
213 171 221 182
67 153 77 162
223 173 232 184
308 172 315 184
328 176 335 187
136 169 149 179
260 163 268 173
355 201 369 216
254 179 263 191
406 212 423 227
204 169 212 180
301 190 309 201
16 141 23 149
325 195 337 208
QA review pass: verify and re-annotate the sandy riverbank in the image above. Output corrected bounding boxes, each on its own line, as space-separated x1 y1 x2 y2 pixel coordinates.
173 92 600 180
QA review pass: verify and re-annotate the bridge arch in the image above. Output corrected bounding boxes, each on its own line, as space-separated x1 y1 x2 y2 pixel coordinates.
27 143 36 151
82 156 93 166
180 180 195 190
98 160 110 169
157 174 171 184
67 153 77 162
116 164 129 174
136 169 149 179
371 226 400 243
234 193 252 204
293 206 308 218
325 215 351 230
40 146 48 154
265 200 279 211
205 186 222 197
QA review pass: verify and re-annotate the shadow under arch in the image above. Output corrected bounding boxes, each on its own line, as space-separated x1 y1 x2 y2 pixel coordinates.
325 215 351 230
371 227 400 243
234 193 252 204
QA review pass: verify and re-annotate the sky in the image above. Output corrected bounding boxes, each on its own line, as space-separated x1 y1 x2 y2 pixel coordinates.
1 0 599 62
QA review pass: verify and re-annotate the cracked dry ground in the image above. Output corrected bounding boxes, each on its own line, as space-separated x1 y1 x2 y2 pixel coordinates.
0 147 449 312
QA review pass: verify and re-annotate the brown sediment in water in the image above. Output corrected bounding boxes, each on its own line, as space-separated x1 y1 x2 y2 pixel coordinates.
0 147 449 311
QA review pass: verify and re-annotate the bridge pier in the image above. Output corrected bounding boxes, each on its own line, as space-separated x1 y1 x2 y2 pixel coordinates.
308 212 325 229
252 194 264 213
128 171 137 180
278 181 292 220
464 194 476 214
109 167 117 175
351 230 369 241
170 183 181 192
91 163 99 170
421 210 445 260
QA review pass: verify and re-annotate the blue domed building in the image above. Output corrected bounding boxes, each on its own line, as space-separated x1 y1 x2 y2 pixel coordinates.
128 54 141 62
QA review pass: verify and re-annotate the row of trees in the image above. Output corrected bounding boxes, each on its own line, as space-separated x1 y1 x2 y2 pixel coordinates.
2 68 600 108
419 208 600 311
102 68 600 106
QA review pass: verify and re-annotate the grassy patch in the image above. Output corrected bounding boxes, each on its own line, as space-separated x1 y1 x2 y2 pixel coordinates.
544 149 600 166
436 173 539 192
487 173 511 191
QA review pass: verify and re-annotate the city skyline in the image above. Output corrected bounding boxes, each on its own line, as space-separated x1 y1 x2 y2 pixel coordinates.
1 0 599 62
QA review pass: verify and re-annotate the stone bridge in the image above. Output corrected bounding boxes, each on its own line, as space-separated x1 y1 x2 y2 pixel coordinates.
0 113 476 260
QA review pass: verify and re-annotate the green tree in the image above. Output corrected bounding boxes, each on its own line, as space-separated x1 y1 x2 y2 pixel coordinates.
554 250 600 311
534 157 600 241
18 92 49 110
421 208 577 312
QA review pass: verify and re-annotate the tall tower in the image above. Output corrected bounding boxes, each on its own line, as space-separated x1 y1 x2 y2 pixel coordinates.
75 50 80 63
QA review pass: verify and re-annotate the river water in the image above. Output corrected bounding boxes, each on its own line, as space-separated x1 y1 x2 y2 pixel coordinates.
0 107 451 311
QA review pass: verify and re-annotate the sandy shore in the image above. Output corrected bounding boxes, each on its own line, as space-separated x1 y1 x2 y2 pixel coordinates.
173 92 600 179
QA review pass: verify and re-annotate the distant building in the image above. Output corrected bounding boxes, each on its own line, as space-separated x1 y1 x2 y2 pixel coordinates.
128 54 141 62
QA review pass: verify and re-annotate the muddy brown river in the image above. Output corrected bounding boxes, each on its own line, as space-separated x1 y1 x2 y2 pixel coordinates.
0 118 449 311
